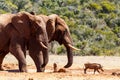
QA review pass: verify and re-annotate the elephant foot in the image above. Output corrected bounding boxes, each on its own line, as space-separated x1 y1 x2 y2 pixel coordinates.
0 66 5 71
19 67 28 72
37 67 45 72
20 69 28 72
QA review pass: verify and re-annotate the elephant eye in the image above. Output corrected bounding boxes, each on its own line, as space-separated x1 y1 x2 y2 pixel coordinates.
63 29 67 35
56 22 61 26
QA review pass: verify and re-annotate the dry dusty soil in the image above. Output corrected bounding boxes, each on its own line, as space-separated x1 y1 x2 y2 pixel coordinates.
1 54 120 80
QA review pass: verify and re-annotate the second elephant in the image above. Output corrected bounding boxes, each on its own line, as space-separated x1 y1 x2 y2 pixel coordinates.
37 14 80 68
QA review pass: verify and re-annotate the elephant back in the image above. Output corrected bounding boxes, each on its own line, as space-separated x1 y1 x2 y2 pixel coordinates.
0 13 14 27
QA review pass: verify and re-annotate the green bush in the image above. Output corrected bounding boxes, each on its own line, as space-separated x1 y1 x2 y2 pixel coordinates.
89 3 102 11
101 1 116 13
56 45 65 55
90 46 101 56
97 13 108 19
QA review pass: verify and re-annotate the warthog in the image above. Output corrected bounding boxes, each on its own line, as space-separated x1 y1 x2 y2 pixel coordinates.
84 63 104 74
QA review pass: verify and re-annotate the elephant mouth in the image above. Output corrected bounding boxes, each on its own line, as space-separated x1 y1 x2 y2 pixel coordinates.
67 44 80 51
40 42 48 49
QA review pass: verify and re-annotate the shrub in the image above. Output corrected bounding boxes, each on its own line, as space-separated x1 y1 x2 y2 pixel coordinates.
56 45 65 55
97 13 108 19
89 2 102 11
90 46 101 56
101 1 116 13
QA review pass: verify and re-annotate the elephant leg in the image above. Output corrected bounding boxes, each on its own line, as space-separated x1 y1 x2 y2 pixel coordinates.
10 47 27 72
9 37 27 72
29 37 46 72
29 51 44 72
0 51 8 70
41 48 48 69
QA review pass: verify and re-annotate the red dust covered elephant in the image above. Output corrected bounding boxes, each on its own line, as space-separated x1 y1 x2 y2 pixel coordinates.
37 14 80 68
0 12 48 72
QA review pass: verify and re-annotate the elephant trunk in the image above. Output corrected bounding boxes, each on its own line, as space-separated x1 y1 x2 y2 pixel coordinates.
64 44 73 68
36 34 48 71
64 44 80 68
63 35 80 68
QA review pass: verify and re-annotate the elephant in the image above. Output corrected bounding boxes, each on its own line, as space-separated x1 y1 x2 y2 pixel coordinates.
36 14 80 68
0 12 48 72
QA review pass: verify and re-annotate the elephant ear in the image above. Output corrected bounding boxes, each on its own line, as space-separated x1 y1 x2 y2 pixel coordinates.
47 14 68 42
11 12 33 37
46 14 57 42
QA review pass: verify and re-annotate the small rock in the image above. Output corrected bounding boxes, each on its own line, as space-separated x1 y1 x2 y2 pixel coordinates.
58 68 66 73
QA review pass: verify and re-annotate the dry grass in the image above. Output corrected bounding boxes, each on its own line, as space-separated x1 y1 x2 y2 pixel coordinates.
1 54 120 80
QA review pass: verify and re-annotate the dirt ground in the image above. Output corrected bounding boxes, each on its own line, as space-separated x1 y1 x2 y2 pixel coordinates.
1 54 120 80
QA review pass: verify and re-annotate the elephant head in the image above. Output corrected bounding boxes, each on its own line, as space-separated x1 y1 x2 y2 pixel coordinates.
46 14 79 68
11 12 48 49
10 12 48 72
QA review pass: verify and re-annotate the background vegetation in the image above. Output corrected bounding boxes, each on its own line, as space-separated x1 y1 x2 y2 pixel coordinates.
0 0 120 56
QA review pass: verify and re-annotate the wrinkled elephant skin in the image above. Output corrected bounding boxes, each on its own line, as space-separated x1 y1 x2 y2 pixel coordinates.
0 12 48 72
37 14 80 68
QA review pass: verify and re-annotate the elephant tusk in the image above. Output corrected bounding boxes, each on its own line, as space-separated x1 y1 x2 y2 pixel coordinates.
40 42 48 49
68 44 80 51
